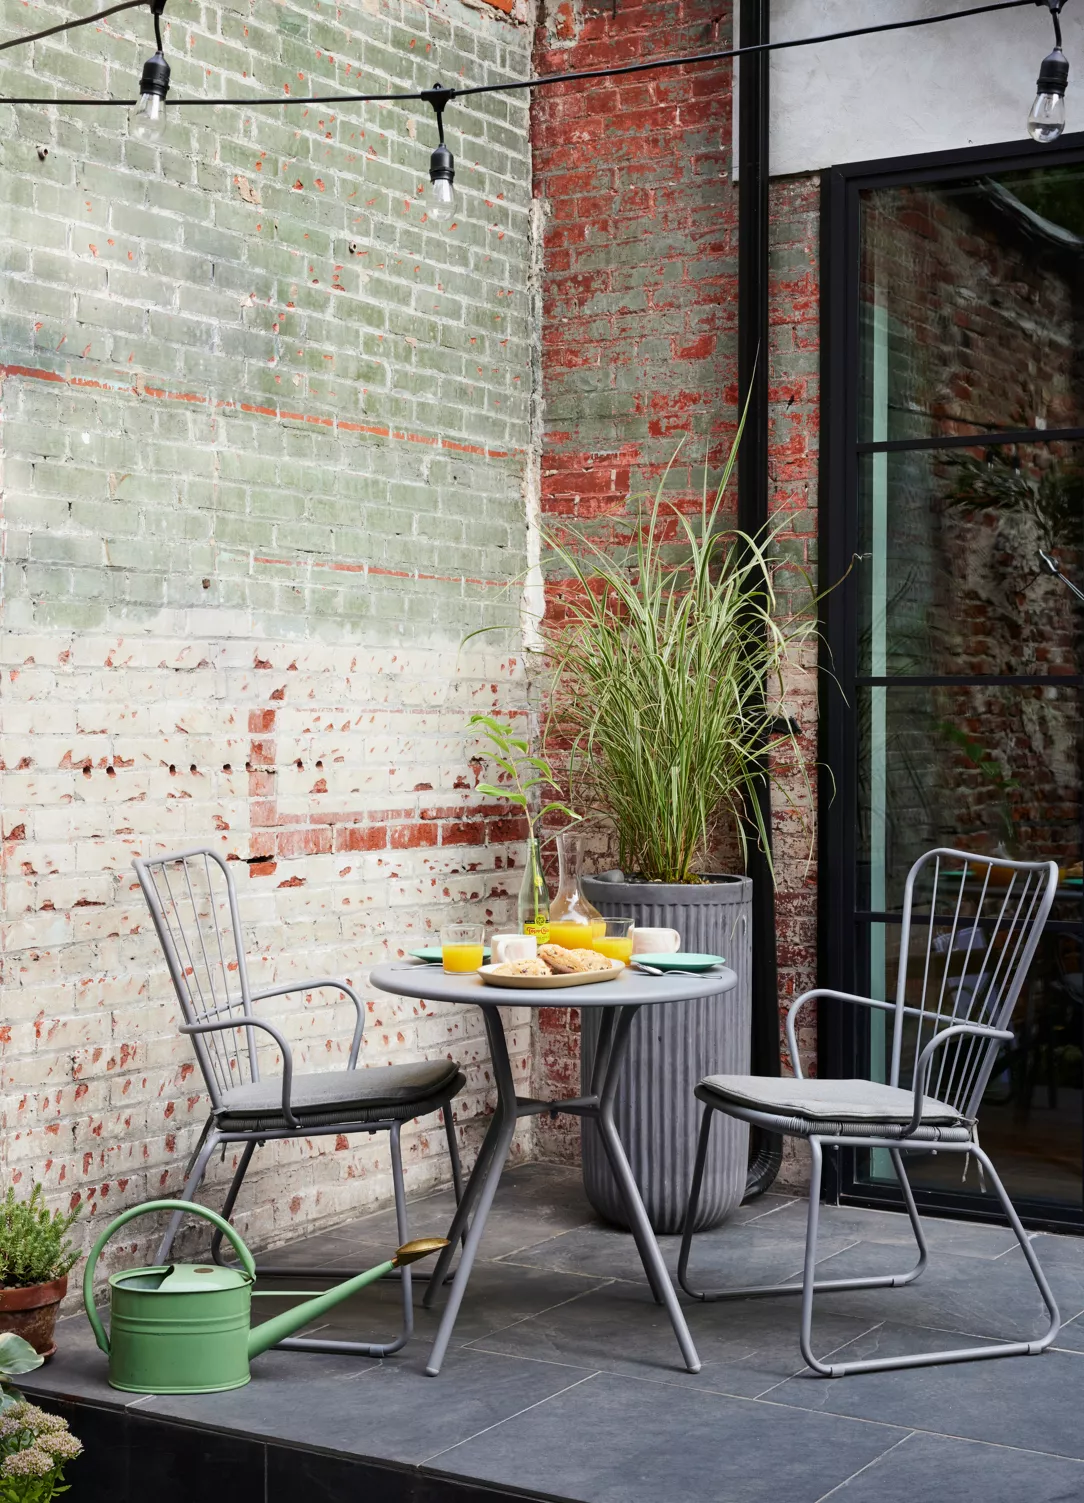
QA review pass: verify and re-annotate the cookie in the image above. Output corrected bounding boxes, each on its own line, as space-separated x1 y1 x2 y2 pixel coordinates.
538 944 606 974
490 957 552 977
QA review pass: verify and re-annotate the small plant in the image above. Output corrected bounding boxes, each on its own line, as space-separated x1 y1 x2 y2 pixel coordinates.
0 1398 82 1502
470 714 581 933
470 715 580 841
0 1190 80 1291
0 1334 81 1499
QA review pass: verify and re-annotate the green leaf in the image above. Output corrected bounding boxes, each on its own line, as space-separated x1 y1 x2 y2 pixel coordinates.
476 783 506 800
0 1332 44 1377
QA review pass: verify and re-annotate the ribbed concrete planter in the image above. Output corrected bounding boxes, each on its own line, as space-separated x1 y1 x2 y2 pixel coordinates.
580 872 753 1234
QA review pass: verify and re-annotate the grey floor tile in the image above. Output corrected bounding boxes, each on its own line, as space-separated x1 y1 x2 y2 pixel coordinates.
826 1430 1084 1503
466 1275 886 1396
439 1370 903 1503
808 1240 1084 1343
284 1259 611 1351
765 1198 1023 1259
769 1323 1084 1457
504 1214 860 1288
145 1346 590 1465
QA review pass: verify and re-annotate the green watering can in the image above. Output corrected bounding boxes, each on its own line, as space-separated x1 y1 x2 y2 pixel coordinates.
83 1199 447 1394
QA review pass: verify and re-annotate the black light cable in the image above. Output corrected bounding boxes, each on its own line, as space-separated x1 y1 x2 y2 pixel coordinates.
1029 0 1070 140
0 0 1042 110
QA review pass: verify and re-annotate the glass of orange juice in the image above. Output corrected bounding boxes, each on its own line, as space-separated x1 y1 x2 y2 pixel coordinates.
592 918 634 965
441 923 485 973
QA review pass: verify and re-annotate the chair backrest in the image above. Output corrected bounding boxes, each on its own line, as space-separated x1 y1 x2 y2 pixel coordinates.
890 848 1058 1119
133 847 259 1107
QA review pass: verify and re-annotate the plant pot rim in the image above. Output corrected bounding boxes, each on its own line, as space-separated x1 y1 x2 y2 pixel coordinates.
0 1275 68 1311
584 870 752 902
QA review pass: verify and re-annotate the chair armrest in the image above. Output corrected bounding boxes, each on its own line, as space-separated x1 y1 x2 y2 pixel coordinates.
249 978 365 1068
785 990 895 1079
902 1021 1013 1138
180 1017 298 1129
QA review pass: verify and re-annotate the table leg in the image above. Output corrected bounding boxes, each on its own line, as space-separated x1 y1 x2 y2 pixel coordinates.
596 1005 702 1374
425 1005 518 1377
423 1105 505 1308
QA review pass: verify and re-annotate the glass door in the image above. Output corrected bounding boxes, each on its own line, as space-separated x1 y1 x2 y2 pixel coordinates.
822 144 1084 1226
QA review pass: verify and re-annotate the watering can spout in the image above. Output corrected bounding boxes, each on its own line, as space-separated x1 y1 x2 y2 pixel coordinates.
246 1237 449 1359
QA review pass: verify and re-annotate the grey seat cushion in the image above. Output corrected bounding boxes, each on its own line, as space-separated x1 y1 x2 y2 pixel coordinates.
216 1060 463 1130
699 1074 962 1126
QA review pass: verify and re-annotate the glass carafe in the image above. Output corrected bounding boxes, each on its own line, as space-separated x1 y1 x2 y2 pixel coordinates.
547 829 604 949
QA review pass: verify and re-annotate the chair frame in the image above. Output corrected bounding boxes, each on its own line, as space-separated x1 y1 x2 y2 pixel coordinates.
134 845 463 1358
678 848 1062 1377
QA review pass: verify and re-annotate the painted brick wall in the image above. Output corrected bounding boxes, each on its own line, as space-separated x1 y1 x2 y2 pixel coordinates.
0 0 539 1273
529 0 822 1173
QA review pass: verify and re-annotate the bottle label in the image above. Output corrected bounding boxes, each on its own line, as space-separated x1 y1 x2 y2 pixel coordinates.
523 920 550 944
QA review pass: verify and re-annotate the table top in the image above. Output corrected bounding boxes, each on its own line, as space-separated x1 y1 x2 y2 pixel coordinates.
369 960 738 1010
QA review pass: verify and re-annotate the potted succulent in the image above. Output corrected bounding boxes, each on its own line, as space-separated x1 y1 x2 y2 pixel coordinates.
541 438 813 1232
0 1189 80 1361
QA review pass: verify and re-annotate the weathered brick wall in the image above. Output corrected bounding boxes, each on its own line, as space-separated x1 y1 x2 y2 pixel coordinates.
0 0 539 1271
529 0 821 1173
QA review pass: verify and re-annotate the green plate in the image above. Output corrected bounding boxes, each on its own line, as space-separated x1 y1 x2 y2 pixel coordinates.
634 952 726 972
408 945 491 964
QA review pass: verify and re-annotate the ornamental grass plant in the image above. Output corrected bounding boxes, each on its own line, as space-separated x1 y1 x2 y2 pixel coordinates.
543 434 813 885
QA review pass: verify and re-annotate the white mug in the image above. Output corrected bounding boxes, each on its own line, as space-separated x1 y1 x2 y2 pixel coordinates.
491 933 538 965
631 926 681 955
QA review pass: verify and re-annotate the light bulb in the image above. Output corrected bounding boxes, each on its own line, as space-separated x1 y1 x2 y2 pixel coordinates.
1028 47 1069 143
1029 90 1066 142
129 51 170 141
428 142 456 223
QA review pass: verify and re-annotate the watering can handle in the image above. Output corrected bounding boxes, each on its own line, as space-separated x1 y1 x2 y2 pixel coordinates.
83 1199 258 1355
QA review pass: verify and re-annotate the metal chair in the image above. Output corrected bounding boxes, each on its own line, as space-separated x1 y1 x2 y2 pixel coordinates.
678 848 1061 1377
134 845 465 1357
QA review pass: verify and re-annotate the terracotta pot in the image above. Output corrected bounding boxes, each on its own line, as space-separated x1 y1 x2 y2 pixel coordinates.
0 1276 67 1361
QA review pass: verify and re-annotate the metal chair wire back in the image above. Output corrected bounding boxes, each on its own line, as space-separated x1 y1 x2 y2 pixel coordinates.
678 847 1062 1378
133 844 465 1361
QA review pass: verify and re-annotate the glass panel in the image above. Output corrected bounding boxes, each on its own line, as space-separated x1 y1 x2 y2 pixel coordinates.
856 683 1083 915
856 441 1084 678
858 924 1083 1210
858 165 1084 443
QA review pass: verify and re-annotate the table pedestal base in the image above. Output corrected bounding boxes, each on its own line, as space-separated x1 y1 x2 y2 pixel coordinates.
422 1003 702 1377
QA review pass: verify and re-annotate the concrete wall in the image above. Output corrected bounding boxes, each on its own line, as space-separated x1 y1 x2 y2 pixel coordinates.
0 0 539 1268
769 0 1084 177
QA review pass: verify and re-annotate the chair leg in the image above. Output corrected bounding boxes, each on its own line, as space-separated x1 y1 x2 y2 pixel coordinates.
155 1128 221 1263
678 1124 930 1304
809 1142 1061 1377
209 1140 258 1265
444 1103 464 1207
274 1120 414 1359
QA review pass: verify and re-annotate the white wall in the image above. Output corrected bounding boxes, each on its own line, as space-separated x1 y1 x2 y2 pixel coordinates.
770 0 1084 176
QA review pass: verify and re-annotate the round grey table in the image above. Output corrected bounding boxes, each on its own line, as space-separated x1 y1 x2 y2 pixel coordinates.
369 959 739 1377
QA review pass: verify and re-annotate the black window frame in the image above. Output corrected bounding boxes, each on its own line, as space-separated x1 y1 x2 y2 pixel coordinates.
818 130 1084 1234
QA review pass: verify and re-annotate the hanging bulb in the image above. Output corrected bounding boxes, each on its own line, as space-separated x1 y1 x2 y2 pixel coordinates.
130 67 168 140
428 141 456 223
1028 46 1069 143
130 0 170 141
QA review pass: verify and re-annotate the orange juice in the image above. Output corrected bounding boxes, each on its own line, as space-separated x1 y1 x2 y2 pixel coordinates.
547 919 606 950
592 934 633 964
442 943 484 973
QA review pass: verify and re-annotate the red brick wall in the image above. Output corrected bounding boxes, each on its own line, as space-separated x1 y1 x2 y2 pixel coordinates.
530 0 822 1167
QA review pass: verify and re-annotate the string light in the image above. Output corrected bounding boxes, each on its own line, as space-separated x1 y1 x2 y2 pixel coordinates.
129 0 169 140
0 0 1066 183
1028 0 1069 142
421 85 456 224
